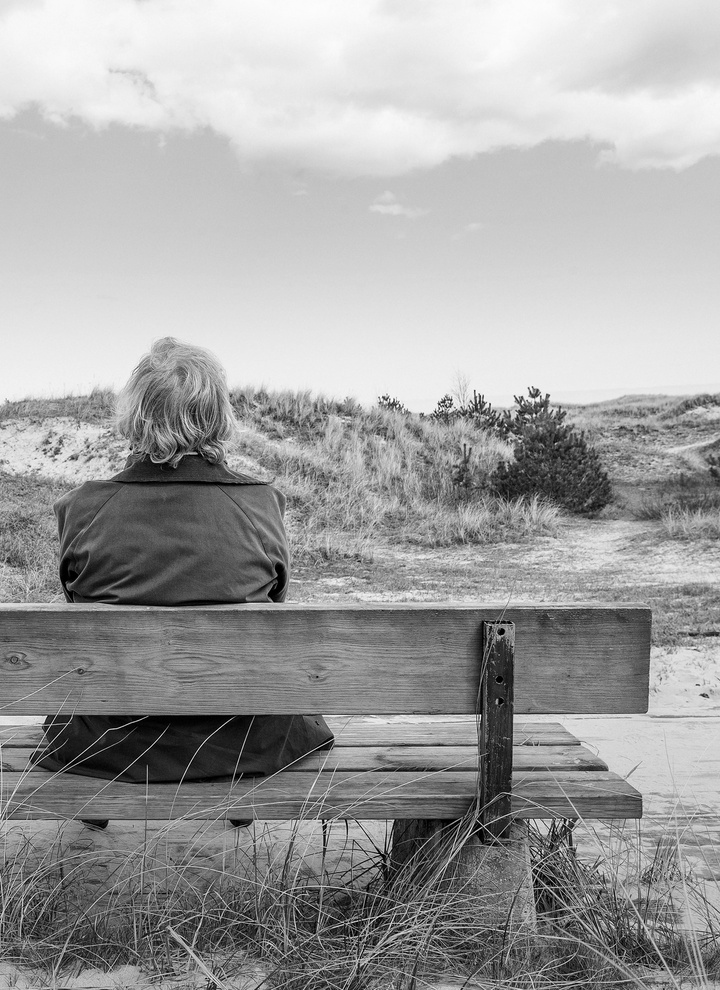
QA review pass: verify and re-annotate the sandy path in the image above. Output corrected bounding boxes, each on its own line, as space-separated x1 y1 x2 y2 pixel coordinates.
525 517 716 582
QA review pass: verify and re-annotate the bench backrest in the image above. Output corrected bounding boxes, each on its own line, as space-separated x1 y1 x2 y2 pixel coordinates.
0 602 651 716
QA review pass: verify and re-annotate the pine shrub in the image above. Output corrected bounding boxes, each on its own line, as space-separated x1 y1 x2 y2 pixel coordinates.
451 443 488 500
461 390 503 431
430 393 456 423
429 390 501 430
377 394 409 414
490 387 613 514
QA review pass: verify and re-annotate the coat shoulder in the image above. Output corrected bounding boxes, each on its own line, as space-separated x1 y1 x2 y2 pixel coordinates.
54 481 121 531
219 481 286 518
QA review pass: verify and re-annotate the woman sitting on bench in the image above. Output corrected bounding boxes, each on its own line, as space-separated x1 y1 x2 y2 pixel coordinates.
32 337 333 824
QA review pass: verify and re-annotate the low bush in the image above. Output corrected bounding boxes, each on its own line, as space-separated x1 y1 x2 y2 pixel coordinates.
376 394 408 414
429 390 502 432
490 388 613 514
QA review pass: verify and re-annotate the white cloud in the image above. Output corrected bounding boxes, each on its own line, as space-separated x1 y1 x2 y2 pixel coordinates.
369 190 428 218
451 221 484 240
2 0 720 175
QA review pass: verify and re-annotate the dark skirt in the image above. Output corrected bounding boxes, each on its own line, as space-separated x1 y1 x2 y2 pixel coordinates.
32 714 334 783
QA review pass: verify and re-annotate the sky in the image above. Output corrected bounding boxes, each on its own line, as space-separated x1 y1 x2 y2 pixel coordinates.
1 0 719 413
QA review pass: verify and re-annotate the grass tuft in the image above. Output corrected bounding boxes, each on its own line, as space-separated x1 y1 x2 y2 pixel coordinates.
661 506 720 540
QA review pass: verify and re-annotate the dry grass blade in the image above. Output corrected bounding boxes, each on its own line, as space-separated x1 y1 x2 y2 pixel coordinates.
167 925 231 990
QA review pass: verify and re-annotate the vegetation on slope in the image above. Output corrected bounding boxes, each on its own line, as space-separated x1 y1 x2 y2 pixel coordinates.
1 389 718 634
229 386 559 562
0 387 117 425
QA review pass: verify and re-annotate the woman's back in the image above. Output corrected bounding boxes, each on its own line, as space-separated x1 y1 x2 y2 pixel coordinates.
33 337 333 788
56 455 288 606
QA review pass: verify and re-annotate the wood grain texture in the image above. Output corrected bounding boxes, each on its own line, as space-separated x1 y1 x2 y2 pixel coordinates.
329 718 584 747
1 744 608 774
0 769 642 820
481 621 514 839
0 603 651 715
0 719 585 750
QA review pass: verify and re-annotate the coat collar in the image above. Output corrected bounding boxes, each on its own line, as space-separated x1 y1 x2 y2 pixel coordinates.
111 454 265 485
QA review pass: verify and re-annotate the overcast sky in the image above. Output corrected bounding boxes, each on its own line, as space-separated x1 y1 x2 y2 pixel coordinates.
1 0 719 412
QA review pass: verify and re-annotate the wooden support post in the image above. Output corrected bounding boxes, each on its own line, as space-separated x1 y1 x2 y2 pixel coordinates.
480 620 515 843
390 618 516 875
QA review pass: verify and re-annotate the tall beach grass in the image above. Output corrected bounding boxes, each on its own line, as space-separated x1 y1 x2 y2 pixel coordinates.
660 506 720 540
227 389 559 562
0 772 718 988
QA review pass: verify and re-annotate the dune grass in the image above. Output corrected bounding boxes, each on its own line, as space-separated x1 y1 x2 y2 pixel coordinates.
229 390 544 563
0 801 718 988
0 472 72 602
634 478 720 524
661 506 720 540
0 388 117 425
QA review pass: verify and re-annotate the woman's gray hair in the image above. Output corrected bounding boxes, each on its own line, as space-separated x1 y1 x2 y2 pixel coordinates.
116 337 237 467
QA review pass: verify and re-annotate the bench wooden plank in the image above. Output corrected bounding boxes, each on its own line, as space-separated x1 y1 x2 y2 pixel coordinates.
0 769 642 820
0 744 608 774
0 720 586 749
0 603 651 715
329 719 585 747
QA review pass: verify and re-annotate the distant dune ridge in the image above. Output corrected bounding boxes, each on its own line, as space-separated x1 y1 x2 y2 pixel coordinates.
1 384 719 490
1 385 718 599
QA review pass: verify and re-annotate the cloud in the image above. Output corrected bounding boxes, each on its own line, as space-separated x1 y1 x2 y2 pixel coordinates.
451 221 484 240
2 0 720 175
369 190 428 218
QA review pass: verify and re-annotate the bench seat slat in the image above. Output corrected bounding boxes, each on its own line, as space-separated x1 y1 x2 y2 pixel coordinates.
1 743 608 774
330 718 584 747
0 769 641 821
0 720 584 750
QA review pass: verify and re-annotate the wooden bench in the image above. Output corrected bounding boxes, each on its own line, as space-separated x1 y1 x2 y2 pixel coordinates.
0 602 651 844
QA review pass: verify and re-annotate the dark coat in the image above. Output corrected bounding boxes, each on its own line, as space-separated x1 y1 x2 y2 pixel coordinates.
33 455 333 783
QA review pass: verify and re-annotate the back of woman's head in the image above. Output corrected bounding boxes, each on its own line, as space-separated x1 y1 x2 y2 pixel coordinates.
116 337 237 467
